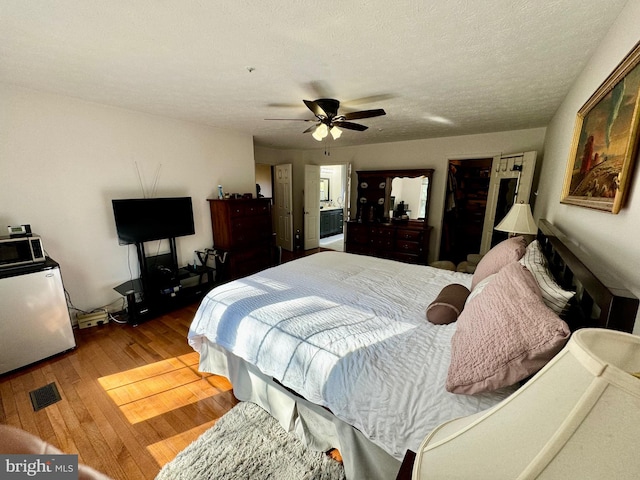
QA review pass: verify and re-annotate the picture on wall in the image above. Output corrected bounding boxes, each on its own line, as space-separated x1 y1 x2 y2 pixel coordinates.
561 41 640 214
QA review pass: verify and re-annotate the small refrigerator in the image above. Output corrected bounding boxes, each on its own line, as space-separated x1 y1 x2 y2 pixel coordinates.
0 258 76 375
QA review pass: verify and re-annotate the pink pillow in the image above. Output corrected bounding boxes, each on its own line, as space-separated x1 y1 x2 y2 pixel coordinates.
447 261 570 394
426 284 471 325
471 236 526 290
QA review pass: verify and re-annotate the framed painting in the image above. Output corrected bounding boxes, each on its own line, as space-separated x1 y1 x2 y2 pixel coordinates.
561 41 640 213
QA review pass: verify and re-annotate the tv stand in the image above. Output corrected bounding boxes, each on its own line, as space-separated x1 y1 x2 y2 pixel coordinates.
114 237 215 325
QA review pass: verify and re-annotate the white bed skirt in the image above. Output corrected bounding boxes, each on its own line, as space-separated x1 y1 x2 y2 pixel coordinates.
199 340 401 480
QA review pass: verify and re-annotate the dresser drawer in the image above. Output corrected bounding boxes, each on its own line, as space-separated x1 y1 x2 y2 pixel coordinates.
345 221 431 265
229 200 271 218
371 227 394 239
243 201 270 216
347 223 371 245
372 237 394 249
396 229 422 242
349 233 371 245
346 243 374 256
396 239 422 254
388 251 421 264
231 216 272 245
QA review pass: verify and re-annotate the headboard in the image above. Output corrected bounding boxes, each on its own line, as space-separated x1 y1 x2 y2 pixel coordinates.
537 219 638 333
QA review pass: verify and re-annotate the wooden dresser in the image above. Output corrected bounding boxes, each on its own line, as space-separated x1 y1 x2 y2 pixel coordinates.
346 168 434 265
345 221 432 264
207 198 273 280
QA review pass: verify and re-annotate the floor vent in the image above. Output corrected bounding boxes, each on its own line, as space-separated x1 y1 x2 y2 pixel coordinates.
29 382 62 411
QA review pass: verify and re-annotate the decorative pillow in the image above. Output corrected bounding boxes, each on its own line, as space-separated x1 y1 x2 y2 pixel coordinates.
426 284 471 325
447 261 571 395
520 240 575 314
471 236 527 290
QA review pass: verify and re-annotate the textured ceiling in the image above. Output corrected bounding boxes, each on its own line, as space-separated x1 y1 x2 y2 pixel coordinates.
0 0 629 150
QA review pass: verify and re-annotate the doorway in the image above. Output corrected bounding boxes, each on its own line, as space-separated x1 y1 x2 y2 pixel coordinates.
305 164 349 252
440 151 537 264
440 158 492 265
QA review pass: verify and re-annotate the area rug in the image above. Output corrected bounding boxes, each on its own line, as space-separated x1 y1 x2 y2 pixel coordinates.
155 402 346 480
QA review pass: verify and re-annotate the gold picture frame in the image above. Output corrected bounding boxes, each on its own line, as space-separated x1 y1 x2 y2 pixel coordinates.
561 41 640 214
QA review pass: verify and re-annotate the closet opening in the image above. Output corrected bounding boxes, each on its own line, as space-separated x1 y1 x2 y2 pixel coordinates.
440 158 492 265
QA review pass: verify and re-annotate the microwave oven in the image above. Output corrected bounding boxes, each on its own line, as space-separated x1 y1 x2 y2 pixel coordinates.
0 235 46 268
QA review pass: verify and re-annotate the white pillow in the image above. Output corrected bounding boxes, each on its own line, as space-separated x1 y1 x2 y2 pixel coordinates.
465 274 496 307
520 240 574 314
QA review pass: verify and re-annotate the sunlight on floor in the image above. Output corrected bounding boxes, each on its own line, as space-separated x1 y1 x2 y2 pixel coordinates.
98 352 232 424
146 420 217 465
98 351 235 467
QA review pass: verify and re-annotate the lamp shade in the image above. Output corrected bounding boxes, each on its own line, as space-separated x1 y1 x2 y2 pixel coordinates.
494 202 537 235
312 123 329 141
413 328 640 479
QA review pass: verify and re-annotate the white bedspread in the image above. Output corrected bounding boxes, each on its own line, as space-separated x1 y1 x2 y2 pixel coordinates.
188 252 513 459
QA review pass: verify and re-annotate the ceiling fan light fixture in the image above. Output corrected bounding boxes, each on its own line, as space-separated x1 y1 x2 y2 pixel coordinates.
330 126 342 140
312 123 329 141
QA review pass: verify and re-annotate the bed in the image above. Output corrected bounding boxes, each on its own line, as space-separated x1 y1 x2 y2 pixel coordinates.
187 219 638 479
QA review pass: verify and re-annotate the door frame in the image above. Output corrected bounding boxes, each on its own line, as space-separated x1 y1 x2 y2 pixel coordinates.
480 151 537 253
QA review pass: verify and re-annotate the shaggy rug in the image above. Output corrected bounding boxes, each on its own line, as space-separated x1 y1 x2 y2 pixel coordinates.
155 402 346 480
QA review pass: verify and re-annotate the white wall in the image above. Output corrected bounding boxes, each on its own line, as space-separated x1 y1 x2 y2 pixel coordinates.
536 1 640 334
255 163 273 198
256 127 546 261
0 84 256 315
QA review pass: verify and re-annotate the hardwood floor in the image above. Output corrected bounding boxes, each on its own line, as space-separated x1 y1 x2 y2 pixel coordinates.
0 302 238 480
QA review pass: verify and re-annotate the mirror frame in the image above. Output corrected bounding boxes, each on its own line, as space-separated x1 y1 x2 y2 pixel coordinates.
319 178 330 202
355 168 434 226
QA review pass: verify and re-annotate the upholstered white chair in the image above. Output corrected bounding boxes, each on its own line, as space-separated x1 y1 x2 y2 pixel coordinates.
0 424 112 479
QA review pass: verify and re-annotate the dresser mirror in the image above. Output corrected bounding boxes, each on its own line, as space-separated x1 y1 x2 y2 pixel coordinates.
355 168 434 224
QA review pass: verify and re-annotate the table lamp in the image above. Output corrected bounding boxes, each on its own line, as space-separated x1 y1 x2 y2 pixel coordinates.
494 202 537 235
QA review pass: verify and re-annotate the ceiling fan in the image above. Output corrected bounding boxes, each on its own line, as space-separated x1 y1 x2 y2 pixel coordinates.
266 98 386 141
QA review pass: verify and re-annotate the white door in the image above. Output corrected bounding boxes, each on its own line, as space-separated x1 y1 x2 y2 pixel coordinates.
304 164 320 250
274 164 293 251
480 151 537 253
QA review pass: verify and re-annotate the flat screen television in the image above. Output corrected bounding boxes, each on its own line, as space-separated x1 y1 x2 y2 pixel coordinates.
112 197 195 244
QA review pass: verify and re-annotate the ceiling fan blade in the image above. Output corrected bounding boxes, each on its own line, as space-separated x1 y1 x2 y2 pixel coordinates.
341 109 386 121
303 100 327 118
266 102 303 108
302 124 319 134
264 118 316 121
333 121 368 131
342 93 395 107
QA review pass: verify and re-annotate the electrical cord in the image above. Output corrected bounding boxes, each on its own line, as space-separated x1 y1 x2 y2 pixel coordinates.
65 289 125 322
44 248 124 324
